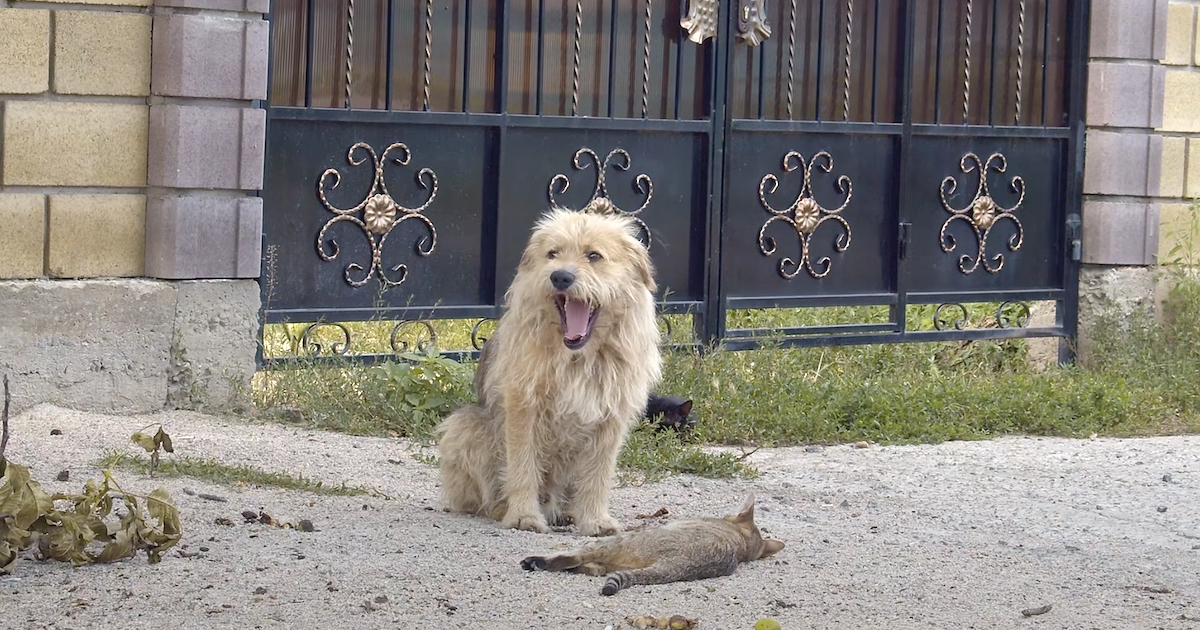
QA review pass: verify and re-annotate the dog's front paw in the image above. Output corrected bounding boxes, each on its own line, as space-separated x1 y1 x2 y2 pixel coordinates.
520 556 548 571
577 515 622 537
503 511 550 533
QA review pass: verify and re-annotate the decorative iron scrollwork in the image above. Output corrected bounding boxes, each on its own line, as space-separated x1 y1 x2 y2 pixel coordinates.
390 320 438 354
549 147 653 247
932 303 969 331
470 318 498 351
757 151 853 279
657 313 675 343
316 142 438 288
738 0 772 46
931 301 1032 331
299 322 352 355
996 301 1031 328
939 152 1025 275
681 0 718 43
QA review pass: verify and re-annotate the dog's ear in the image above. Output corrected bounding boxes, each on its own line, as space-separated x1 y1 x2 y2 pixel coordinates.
628 242 656 292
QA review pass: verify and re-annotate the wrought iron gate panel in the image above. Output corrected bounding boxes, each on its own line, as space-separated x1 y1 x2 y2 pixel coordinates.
494 125 711 304
900 135 1066 297
262 115 500 322
721 129 899 303
260 0 1088 363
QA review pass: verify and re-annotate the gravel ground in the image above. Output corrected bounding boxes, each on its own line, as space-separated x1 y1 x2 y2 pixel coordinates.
3 404 1199 630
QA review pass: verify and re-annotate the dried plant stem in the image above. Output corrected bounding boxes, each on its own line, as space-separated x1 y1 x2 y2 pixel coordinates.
1 374 10 474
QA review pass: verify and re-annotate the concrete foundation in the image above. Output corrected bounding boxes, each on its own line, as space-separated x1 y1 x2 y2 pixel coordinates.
0 278 258 414
1076 264 1160 364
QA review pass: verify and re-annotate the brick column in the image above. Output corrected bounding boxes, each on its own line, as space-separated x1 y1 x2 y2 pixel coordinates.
145 0 267 278
1078 0 1170 357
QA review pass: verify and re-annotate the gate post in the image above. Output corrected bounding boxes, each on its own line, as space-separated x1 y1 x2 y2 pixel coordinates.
698 0 736 348
1078 0 1169 364
143 0 270 407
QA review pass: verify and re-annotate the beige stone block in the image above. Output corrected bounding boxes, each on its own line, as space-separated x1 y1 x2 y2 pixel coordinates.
0 194 46 278
1158 202 1199 265
1189 139 1200 197
2 101 147 187
1162 69 1200 132
54 10 151 96
0 9 51 94
1161 136 1187 197
26 0 150 6
47 194 146 278
1165 3 1196 65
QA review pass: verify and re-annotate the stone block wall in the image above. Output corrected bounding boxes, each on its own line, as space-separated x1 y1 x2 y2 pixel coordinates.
0 0 268 414
0 0 152 280
1160 0 1200 258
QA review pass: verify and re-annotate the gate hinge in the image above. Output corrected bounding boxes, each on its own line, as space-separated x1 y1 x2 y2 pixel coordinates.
898 222 912 260
1065 213 1082 262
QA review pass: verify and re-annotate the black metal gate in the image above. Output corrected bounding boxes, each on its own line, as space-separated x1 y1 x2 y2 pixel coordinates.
261 0 1087 363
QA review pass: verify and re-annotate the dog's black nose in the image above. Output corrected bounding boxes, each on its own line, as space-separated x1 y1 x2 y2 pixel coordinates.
549 270 575 291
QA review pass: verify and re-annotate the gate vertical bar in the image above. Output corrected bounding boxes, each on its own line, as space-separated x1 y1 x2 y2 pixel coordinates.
303 0 315 107
1059 0 1090 363
385 0 395 110
700 0 736 345
891 0 917 334
463 0 472 112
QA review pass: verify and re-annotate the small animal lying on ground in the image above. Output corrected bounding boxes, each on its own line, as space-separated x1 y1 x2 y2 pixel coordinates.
644 394 696 432
519 494 784 595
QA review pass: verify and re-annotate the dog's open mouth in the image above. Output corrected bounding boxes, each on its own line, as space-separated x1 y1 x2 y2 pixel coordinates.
555 296 600 350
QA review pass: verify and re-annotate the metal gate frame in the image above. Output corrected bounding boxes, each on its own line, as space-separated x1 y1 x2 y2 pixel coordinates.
258 0 1089 366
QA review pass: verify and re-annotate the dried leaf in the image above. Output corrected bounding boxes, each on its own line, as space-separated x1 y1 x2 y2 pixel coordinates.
154 428 174 454
0 463 54 530
95 528 136 563
131 433 157 453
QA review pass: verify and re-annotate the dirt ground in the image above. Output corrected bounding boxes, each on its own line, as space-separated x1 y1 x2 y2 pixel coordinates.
3 404 1199 630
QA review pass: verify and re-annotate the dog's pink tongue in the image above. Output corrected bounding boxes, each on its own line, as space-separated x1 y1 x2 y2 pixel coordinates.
563 298 591 340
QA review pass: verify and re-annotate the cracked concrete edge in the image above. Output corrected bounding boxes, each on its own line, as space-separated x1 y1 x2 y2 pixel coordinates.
0 278 258 415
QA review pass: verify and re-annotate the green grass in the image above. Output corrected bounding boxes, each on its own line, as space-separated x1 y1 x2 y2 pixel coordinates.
98 451 387 498
251 274 1200 481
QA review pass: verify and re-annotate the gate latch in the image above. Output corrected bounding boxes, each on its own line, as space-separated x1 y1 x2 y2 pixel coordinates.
898 222 912 260
1065 213 1082 262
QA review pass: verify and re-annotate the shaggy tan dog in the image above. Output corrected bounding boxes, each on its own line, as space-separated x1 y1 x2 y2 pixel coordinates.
436 199 662 536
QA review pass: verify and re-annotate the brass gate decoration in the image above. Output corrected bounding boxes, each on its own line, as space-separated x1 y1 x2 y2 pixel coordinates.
548 147 654 247
757 151 853 279
683 0 771 45
316 142 438 288
938 152 1025 274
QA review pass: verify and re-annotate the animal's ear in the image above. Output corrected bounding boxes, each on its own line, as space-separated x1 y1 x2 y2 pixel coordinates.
734 493 756 523
761 539 785 557
678 400 693 416
632 245 656 292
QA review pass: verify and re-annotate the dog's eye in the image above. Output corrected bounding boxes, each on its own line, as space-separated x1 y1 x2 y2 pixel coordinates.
586 251 602 263
547 249 559 260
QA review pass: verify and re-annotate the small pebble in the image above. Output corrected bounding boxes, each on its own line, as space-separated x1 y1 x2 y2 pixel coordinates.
299 519 315 532
373 595 389 604
55 470 69 482
49 429 62 436
804 446 823 453
1157 506 1168 513
199 546 210 552
253 587 267 595
1163 474 1173 483
840 500 851 508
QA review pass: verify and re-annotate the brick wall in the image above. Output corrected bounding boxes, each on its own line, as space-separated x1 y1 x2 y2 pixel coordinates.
0 0 267 414
0 0 152 279
1161 0 1200 258
0 0 266 281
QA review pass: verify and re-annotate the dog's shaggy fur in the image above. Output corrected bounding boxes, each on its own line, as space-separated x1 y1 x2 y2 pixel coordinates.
436 200 662 536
